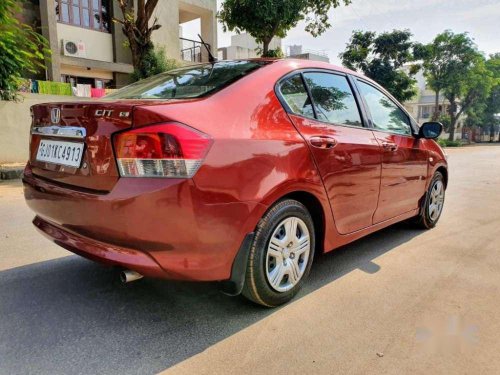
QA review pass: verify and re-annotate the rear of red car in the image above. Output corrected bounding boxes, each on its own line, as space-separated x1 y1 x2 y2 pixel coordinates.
23 61 280 283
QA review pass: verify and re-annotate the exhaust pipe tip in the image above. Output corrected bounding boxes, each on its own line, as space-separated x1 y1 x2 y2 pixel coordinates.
120 270 144 283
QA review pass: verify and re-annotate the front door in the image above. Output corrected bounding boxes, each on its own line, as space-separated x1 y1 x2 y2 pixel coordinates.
356 80 428 223
278 71 382 234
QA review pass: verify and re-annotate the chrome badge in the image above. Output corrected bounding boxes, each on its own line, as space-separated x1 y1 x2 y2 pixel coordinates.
50 108 61 124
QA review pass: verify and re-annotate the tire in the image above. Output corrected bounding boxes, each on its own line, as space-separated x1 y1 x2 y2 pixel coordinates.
242 199 315 307
414 171 446 229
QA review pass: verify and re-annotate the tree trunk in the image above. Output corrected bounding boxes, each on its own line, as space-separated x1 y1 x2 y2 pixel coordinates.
447 97 459 141
262 38 270 57
432 90 440 121
448 116 456 141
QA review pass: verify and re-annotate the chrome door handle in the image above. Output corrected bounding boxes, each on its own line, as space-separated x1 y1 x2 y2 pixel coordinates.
382 142 398 152
310 136 337 149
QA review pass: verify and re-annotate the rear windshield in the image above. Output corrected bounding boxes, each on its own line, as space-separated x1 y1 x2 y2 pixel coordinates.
105 61 269 100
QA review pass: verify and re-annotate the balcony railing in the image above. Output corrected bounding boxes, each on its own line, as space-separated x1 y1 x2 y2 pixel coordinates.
180 37 210 63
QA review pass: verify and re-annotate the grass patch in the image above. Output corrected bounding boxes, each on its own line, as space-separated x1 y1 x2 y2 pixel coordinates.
437 139 462 147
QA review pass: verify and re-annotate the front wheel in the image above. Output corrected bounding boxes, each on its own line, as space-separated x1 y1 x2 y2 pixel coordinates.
414 171 446 229
242 199 315 307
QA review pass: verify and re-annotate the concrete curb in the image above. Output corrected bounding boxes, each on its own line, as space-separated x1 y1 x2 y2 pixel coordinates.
0 164 24 180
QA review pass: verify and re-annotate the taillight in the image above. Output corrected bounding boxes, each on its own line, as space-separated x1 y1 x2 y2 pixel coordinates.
113 123 212 178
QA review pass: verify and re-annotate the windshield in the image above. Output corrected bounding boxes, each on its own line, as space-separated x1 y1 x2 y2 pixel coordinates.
105 61 269 100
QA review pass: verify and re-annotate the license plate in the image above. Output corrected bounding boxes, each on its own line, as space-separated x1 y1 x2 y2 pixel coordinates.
36 139 84 168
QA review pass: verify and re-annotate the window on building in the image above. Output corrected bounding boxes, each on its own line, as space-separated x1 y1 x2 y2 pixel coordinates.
357 80 412 136
303 72 362 127
55 0 110 32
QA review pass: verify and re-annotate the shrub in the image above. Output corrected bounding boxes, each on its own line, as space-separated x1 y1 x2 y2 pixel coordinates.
0 0 50 101
132 45 179 81
437 139 462 147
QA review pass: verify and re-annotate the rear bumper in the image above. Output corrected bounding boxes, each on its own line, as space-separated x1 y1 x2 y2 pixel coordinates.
33 216 168 278
23 164 266 281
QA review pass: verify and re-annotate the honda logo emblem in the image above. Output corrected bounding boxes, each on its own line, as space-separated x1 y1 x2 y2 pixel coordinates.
51 108 61 124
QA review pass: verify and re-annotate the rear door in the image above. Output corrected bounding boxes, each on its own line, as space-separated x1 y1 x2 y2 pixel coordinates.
278 71 382 234
355 79 428 223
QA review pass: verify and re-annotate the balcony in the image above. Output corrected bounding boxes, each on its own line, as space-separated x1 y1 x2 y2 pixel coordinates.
180 38 210 63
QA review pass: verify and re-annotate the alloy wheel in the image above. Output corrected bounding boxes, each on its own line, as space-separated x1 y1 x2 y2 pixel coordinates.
265 216 311 293
429 180 445 221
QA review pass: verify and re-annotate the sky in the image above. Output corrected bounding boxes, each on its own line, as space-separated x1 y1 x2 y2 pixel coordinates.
182 0 500 65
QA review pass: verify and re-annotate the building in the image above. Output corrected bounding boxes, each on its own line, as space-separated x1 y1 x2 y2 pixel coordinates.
218 33 281 60
403 69 464 140
19 0 217 89
286 45 329 63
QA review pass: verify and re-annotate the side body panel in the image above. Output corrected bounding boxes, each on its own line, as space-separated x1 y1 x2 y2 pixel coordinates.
289 114 382 234
371 131 428 222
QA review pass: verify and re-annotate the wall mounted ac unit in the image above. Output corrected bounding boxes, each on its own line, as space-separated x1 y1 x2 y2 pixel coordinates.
62 40 87 58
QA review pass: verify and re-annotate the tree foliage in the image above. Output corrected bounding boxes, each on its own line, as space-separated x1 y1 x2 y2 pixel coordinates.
131 45 179 81
339 29 419 102
114 0 165 78
219 0 351 57
417 31 494 140
476 54 500 140
0 0 50 101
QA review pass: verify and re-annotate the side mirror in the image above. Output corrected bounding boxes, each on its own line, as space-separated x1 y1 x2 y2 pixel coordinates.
419 122 443 139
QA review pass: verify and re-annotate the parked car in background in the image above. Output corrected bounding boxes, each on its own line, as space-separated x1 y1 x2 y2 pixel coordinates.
23 59 447 307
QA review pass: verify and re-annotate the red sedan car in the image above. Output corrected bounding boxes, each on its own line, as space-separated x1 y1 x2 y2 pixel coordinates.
23 59 447 307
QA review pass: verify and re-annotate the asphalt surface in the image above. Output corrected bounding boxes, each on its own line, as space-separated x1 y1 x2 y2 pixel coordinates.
1 145 500 374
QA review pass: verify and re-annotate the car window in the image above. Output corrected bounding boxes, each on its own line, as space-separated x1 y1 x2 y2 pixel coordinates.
357 80 412 135
279 75 315 119
105 61 269 99
303 72 362 127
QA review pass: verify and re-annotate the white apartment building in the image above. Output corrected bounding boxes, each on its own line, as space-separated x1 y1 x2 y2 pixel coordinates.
19 0 217 88
218 33 282 60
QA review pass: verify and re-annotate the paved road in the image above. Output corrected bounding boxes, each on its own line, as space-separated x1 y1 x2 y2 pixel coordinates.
1 145 500 374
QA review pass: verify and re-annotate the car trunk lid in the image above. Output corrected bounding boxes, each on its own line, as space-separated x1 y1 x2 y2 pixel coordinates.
29 101 139 192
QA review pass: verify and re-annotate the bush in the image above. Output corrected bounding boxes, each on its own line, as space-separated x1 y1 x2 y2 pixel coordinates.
257 47 285 58
132 45 179 81
0 0 49 101
437 139 462 147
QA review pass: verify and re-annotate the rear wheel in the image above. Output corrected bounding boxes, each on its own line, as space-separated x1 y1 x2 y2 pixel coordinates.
414 171 445 229
242 199 315 307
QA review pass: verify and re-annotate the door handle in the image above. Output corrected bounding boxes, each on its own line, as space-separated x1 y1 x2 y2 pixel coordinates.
309 136 337 149
382 142 398 152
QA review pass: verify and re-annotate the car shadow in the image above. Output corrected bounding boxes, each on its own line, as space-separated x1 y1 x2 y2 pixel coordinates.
0 222 424 374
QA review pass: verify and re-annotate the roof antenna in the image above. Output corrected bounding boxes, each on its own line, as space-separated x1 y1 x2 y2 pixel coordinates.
198 34 217 63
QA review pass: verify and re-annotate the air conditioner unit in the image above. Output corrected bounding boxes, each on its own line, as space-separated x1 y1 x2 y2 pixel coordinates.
62 40 87 58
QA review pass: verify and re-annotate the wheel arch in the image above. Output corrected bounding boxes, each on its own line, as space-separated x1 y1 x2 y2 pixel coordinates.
436 166 448 188
274 190 327 257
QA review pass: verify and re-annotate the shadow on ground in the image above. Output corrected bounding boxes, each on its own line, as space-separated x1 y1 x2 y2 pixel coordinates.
0 222 423 374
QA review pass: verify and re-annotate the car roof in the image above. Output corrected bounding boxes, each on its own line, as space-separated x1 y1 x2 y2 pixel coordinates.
225 58 364 78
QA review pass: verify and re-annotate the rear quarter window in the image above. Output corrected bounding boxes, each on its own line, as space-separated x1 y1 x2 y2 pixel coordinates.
279 75 315 119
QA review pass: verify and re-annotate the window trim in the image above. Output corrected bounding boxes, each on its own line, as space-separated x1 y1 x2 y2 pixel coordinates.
354 78 419 137
55 0 111 33
275 68 370 131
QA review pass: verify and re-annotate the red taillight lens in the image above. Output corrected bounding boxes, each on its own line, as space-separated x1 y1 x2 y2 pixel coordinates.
113 123 212 178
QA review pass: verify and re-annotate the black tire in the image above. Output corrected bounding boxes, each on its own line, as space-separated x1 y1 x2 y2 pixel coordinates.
242 199 315 307
413 171 446 229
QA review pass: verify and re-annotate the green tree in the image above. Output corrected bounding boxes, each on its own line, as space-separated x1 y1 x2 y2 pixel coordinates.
339 29 419 102
415 31 478 122
219 0 351 57
131 45 179 81
478 54 500 141
0 0 50 101
442 55 493 140
114 0 169 79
